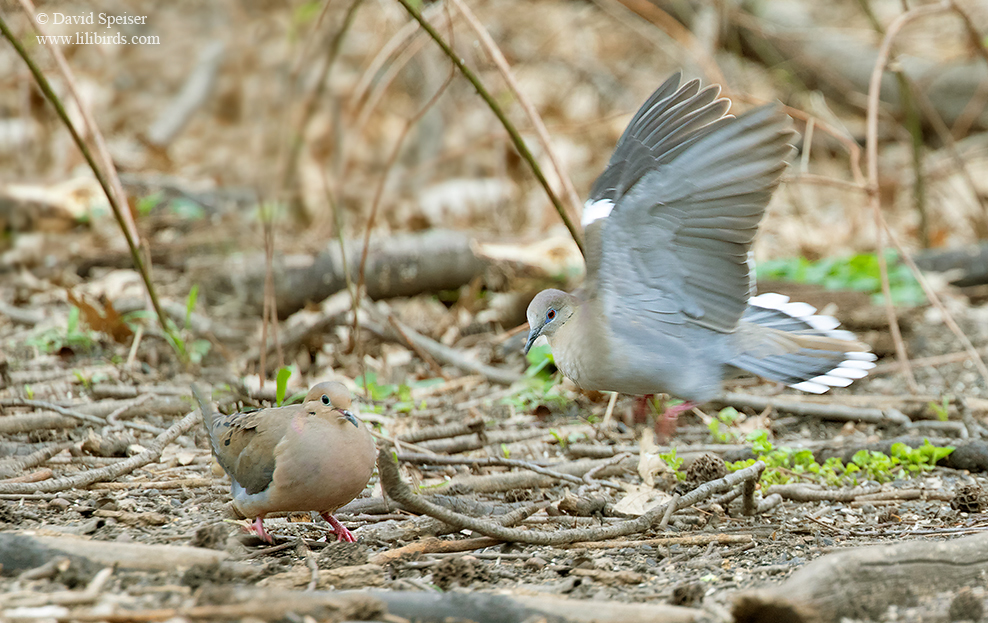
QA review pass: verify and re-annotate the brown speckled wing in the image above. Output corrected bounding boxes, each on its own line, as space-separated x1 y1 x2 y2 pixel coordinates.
194 385 293 497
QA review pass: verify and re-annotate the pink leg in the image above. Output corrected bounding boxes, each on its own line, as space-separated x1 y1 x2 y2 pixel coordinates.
321 513 356 543
244 516 274 544
632 394 655 424
655 400 694 441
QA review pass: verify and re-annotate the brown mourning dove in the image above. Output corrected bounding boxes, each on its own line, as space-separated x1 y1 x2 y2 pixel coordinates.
525 73 875 430
194 382 376 543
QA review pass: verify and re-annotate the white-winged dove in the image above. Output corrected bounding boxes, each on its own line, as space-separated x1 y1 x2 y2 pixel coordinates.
195 382 376 543
525 74 875 422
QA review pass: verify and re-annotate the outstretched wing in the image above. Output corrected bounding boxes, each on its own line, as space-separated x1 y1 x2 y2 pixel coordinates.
582 76 794 338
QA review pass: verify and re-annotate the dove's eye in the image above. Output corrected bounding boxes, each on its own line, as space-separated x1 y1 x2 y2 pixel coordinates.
321 395 330 406
546 309 557 322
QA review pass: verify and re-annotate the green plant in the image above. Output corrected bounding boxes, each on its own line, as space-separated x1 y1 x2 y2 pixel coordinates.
27 306 99 353
275 366 292 407
354 373 439 413
502 344 569 412
928 396 951 422
660 448 686 481
728 431 953 486
757 251 925 306
136 191 164 217
185 285 199 330
708 407 742 443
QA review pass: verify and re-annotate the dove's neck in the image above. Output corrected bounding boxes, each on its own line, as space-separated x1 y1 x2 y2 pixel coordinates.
549 298 607 390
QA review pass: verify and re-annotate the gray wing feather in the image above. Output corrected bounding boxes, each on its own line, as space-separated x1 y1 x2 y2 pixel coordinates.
586 87 795 336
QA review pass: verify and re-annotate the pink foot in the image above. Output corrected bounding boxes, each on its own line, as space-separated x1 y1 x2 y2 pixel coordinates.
632 394 655 424
655 400 694 441
245 516 274 544
321 513 356 543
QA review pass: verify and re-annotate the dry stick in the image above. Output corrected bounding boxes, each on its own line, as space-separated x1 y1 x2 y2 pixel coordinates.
396 452 621 490
561 533 752 550
4 398 167 435
280 0 364 223
352 40 456 378
910 82 988 223
716 393 911 426
369 536 502 565
0 12 180 361
397 416 485 444
880 217 988 387
349 3 446 115
361 311 521 385
393 0 584 256
388 314 450 380
353 12 456 240
449 0 582 223
0 442 75 478
951 0 988 67
864 4 953 393
380 447 765 545
0 409 201 494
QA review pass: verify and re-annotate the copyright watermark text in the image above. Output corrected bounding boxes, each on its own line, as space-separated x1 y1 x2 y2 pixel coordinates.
35 12 158 45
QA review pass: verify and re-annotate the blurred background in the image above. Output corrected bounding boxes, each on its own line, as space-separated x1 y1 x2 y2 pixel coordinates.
2 0 988 398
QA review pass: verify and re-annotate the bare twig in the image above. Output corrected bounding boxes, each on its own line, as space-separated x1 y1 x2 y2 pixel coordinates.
280 0 364 223
880 217 988 388
0 409 201 494
0 9 182 361
360 309 521 385
716 393 911 426
449 0 582 223
392 0 584 256
380 447 765 545
864 3 952 392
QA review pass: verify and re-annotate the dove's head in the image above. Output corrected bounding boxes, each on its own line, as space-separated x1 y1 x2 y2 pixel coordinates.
305 382 359 427
525 289 579 354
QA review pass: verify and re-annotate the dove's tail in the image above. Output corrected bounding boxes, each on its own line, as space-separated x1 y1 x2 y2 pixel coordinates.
728 293 876 394
191 384 223 454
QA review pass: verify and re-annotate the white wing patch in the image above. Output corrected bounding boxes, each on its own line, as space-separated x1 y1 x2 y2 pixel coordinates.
582 199 614 227
750 292 877 394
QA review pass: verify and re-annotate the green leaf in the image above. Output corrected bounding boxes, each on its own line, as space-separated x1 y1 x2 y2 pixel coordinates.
185 285 199 330
275 366 292 407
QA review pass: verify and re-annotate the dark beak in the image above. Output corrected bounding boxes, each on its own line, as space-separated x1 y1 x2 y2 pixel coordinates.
524 326 541 355
342 410 359 427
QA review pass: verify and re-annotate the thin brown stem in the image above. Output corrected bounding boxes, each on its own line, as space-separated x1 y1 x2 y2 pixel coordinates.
865 2 951 392
393 0 584 256
1 9 183 362
449 0 582 224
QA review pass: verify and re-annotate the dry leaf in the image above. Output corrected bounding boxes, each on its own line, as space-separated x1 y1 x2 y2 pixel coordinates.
66 290 133 344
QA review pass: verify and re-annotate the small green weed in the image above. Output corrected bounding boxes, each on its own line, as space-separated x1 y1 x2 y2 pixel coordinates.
928 396 951 421
27 306 99 354
757 251 925 306
502 344 568 412
354 373 439 413
660 448 686 481
275 366 292 406
708 407 742 443
728 430 953 486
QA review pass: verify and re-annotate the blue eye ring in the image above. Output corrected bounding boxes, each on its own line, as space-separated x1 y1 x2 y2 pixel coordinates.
546 308 556 321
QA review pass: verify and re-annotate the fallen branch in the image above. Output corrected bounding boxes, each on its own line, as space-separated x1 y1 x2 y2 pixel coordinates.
0 408 200 494
559 533 753 550
715 393 911 426
369 536 502 565
380 446 766 545
734 531 988 623
361 309 521 385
